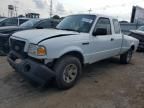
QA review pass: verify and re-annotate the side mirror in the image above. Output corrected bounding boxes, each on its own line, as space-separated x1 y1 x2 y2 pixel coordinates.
93 28 107 36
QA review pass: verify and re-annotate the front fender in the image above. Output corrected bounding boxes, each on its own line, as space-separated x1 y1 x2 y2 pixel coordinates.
58 46 84 57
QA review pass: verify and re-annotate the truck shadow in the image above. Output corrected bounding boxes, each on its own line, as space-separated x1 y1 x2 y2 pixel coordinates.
81 57 120 76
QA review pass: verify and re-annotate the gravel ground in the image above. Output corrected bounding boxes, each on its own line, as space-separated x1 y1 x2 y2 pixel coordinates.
0 53 144 108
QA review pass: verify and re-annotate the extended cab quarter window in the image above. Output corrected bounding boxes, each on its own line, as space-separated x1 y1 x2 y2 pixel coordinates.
113 19 120 34
4 18 18 26
94 18 111 35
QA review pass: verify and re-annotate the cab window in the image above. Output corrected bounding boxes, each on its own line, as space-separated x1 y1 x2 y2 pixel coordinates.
113 19 120 34
3 18 18 26
19 19 28 25
36 20 59 28
37 20 52 28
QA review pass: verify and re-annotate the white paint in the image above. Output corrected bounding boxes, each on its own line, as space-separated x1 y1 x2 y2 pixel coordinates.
10 14 139 64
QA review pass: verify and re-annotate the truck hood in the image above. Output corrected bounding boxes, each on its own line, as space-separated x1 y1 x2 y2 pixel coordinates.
12 29 79 44
130 30 144 36
0 26 19 30
0 26 19 32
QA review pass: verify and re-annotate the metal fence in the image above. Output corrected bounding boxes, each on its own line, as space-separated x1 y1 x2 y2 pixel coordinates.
120 23 144 35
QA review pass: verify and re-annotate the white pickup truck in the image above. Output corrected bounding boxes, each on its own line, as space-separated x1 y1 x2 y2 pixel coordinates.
8 14 139 89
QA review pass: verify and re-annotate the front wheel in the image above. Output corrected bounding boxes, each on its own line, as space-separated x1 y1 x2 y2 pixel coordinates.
54 56 82 90
120 48 133 64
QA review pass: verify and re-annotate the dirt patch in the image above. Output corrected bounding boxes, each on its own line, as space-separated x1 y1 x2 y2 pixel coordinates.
0 53 144 108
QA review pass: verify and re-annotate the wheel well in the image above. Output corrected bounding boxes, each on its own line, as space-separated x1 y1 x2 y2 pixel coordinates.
48 51 84 68
131 45 135 51
60 51 84 65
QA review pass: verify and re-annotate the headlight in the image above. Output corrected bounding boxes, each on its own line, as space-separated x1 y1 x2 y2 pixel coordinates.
28 44 47 56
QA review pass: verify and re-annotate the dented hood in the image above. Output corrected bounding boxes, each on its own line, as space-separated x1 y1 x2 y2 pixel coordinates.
12 29 79 44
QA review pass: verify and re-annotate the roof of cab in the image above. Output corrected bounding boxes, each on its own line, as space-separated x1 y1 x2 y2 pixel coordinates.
18 17 31 19
5 17 31 20
66 14 117 20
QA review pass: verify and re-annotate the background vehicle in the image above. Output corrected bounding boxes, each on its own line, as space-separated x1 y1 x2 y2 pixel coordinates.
8 14 139 89
0 18 60 34
0 19 41 34
0 18 7 22
0 18 60 55
0 17 30 27
129 26 144 51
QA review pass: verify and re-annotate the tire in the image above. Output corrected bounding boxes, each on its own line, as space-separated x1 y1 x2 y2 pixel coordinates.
3 40 9 54
0 41 9 56
120 48 133 64
54 55 82 90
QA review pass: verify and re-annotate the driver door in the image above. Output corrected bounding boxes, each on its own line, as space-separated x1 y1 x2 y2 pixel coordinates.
89 17 114 63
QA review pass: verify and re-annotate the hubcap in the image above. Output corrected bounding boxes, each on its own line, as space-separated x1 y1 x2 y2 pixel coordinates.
63 64 78 83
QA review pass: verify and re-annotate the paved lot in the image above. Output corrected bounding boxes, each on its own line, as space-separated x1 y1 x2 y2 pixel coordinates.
0 53 144 108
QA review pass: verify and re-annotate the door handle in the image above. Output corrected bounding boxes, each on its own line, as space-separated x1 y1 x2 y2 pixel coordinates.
111 38 114 41
82 42 89 45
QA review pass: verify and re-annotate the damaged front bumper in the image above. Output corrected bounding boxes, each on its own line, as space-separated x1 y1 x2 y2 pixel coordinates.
7 51 55 86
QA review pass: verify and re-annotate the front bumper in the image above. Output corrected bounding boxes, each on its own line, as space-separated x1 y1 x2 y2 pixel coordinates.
7 51 55 86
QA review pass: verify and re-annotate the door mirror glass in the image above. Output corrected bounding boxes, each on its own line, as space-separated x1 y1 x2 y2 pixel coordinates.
93 28 107 36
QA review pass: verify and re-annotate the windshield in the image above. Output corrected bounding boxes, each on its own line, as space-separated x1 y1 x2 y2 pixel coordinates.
20 19 40 28
138 26 144 31
56 15 96 33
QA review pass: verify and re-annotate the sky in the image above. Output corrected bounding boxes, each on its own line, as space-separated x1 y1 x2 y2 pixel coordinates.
0 0 144 21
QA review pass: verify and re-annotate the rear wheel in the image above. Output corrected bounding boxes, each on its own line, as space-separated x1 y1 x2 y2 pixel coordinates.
54 56 82 89
120 48 133 64
0 41 9 56
137 47 144 52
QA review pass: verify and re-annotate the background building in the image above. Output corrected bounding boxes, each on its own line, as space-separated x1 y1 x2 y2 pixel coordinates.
26 13 40 18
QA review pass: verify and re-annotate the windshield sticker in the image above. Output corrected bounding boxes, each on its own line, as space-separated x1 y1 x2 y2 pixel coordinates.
82 18 93 23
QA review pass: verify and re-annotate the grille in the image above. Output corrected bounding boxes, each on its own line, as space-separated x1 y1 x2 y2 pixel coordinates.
10 38 27 57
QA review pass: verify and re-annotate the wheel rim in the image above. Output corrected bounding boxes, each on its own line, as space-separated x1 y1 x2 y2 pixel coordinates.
63 64 78 83
127 50 132 62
